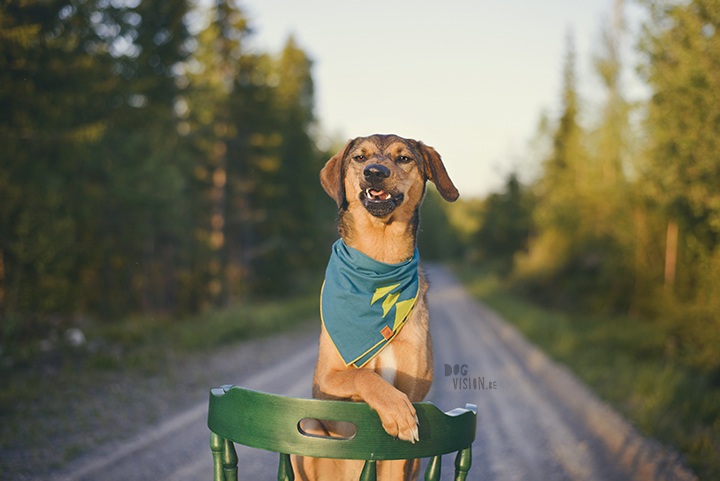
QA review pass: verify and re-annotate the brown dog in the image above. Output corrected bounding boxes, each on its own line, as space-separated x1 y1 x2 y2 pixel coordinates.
293 134 458 481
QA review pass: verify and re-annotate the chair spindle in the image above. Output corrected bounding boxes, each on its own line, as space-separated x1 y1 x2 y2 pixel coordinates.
424 454 441 481
454 445 472 481
359 459 377 481
278 453 294 481
210 433 225 481
223 438 238 481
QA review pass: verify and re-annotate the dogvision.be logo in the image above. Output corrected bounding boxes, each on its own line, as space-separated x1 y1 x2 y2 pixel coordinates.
444 364 498 390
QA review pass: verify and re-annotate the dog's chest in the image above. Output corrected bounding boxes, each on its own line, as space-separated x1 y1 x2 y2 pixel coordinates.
366 343 397 386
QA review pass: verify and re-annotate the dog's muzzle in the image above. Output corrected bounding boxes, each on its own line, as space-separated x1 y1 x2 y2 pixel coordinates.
361 164 404 217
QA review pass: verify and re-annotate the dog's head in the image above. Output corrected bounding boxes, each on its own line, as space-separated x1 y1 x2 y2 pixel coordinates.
320 134 458 220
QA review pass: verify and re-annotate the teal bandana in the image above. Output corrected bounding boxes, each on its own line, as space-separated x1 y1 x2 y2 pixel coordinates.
321 239 420 368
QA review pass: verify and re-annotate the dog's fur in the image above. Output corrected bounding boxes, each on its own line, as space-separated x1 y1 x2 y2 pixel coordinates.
293 134 458 481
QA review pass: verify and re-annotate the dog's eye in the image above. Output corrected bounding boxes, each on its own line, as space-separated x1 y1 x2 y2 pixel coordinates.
397 156 412 163
353 155 366 162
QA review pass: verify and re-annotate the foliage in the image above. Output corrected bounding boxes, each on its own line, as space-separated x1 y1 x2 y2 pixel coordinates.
511 26 638 312
0 1 334 355
472 0 720 373
417 186 465 261
637 0 720 370
474 173 534 274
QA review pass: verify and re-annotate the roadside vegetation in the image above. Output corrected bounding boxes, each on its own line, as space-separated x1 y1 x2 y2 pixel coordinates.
1 289 319 416
454 265 719 480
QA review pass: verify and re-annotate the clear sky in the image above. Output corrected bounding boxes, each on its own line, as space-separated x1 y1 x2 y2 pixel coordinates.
240 0 646 198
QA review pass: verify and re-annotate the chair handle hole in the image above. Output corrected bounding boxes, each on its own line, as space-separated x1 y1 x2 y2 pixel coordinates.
298 418 357 441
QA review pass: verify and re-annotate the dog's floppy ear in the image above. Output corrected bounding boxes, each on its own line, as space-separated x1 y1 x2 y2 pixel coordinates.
417 141 459 202
320 138 356 208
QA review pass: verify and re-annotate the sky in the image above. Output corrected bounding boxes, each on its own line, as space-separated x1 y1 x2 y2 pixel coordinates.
240 0 648 198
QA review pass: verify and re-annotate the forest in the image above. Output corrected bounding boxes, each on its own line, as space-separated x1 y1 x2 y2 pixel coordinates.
1 0 339 356
469 0 720 375
1 0 719 380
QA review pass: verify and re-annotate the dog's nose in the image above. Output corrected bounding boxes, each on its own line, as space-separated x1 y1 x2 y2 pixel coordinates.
364 164 390 182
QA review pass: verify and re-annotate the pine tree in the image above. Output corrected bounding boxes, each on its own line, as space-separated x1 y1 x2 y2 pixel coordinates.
517 20 638 310
515 33 586 293
0 0 193 335
476 174 534 274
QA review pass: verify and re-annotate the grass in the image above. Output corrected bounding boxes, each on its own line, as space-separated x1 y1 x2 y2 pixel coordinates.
1 291 321 392
2 290 320 387
454 264 720 481
0 290 320 476
76 293 320 374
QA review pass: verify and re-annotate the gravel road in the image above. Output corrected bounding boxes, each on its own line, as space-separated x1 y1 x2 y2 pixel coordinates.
47 265 696 481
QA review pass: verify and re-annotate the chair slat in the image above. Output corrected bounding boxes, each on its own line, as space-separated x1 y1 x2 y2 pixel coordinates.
207 386 477 461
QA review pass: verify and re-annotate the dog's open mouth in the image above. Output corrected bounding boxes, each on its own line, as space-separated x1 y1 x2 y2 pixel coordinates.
362 188 404 217
366 189 392 201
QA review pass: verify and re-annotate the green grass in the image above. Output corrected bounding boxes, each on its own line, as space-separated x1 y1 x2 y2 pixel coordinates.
0 292 321 410
454 265 720 481
173 295 318 351
69 293 320 374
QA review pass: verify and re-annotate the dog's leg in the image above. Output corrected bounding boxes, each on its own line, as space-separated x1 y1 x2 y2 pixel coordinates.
315 365 419 443
378 459 421 481
292 455 365 481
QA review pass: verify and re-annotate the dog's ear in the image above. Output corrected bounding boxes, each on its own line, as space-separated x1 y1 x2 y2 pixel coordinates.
417 141 459 202
320 138 356 208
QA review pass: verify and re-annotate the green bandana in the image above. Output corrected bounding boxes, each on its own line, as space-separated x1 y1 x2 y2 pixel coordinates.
321 239 420 368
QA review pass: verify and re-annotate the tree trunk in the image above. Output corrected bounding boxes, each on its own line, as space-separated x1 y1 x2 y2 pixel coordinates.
664 219 678 292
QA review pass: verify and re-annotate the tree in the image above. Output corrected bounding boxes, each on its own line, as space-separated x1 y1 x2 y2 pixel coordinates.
0 0 341 357
638 0 720 368
180 0 252 305
639 0 720 288
516 18 638 311
219 36 334 296
0 0 188 320
417 186 464 262
514 33 587 294
475 174 533 274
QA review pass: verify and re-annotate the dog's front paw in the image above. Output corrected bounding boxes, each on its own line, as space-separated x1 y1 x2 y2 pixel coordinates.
370 390 420 443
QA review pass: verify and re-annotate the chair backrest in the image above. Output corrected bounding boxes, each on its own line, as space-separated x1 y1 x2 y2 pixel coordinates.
207 384 477 481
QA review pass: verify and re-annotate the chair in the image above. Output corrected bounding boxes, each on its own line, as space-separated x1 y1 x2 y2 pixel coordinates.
207 385 477 481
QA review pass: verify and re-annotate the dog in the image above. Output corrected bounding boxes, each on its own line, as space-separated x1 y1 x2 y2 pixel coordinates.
293 134 458 481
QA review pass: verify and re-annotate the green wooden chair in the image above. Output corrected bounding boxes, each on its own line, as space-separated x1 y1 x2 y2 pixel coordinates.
207 385 477 481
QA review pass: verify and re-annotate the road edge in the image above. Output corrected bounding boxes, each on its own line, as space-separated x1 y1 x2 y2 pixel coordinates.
474 300 699 481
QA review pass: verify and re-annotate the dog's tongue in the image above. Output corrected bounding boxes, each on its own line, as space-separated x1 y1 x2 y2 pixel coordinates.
367 189 391 201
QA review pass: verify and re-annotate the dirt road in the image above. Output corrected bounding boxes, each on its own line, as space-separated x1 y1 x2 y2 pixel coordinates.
52 266 696 481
